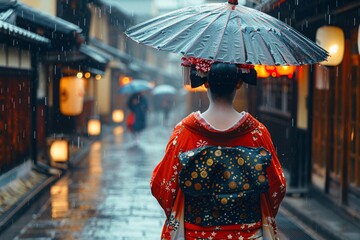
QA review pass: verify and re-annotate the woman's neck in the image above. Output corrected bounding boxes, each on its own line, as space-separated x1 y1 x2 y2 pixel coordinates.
201 101 243 130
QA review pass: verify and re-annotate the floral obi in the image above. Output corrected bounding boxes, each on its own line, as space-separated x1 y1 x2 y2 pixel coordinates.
178 146 272 226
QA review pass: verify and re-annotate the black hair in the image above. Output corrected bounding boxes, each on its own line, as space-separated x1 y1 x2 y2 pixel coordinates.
189 62 257 101
207 63 240 102
189 65 207 88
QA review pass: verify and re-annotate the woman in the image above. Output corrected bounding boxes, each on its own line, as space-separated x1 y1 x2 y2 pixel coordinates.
151 60 286 240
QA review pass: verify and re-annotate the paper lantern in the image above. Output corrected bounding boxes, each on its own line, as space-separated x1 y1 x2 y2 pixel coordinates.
87 118 101 136
265 66 278 77
112 109 124 123
60 76 85 115
276 66 296 77
50 139 69 163
316 26 345 66
254 65 270 78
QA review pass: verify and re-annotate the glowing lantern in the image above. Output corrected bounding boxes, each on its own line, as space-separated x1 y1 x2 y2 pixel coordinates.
87 118 101 136
184 84 207 92
112 109 124 123
50 139 69 163
276 66 296 77
254 65 270 78
84 72 91 79
120 76 131 86
95 74 102 80
265 66 278 77
76 72 83 78
60 76 85 116
316 26 345 66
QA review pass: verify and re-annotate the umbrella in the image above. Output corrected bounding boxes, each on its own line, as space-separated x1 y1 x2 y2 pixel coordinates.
118 80 153 94
153 84 177 96
125 0 328 66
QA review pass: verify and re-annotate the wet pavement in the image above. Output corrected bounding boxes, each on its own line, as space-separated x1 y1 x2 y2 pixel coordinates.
0 113 322 240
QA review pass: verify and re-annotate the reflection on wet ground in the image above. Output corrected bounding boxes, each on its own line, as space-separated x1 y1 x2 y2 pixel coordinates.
2 123 171 239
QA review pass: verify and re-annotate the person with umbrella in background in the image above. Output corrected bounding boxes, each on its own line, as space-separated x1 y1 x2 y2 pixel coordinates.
119 79 152 145
126 0 328 238
152 84 177 126
126 92 148 145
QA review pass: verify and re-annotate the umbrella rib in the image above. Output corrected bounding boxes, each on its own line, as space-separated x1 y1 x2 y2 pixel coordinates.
247 11 328 65
212 8 232 62
160 6 226 49
126 6 194 36
129 14 194 43
126 3 328 65
253 16 302 64
236 13 246 64
183 6 229 57
244 13 301 65
287 28 329 62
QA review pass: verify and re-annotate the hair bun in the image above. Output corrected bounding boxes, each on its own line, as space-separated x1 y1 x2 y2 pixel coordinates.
190 65 207 88
241 68 257 86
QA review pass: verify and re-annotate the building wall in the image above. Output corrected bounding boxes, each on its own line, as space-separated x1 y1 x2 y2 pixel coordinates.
89 4 109 43
20 0 56 16
87 4 111 118
257 0 360 218
296 66 309 129
0 46 31 70
96 67 111 116
0 65 32 173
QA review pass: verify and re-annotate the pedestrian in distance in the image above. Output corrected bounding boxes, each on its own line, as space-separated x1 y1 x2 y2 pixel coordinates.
126 92 148 145
159 95 173 126
151 59 286 240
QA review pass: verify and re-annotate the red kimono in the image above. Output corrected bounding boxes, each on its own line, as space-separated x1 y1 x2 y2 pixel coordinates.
151 112 286 240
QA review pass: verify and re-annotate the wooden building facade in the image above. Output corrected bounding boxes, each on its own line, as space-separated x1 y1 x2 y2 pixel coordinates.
254 0 360 219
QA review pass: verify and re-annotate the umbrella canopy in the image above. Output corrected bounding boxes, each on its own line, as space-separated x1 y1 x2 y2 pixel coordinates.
153 84 177 96
118 80 153 94
126 0 328 66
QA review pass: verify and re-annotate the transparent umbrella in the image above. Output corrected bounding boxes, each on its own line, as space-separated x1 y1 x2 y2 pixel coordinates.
152 84 177 96
126 0 328 66
118 79 153 94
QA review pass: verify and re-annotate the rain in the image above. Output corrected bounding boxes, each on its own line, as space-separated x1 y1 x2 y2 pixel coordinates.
0 0 360 239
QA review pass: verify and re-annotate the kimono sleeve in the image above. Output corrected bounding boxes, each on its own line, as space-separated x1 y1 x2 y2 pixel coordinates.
150 125 182 217
258 124 287 216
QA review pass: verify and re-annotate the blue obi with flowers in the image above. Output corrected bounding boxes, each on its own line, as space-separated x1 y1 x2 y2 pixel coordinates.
178 146 271 226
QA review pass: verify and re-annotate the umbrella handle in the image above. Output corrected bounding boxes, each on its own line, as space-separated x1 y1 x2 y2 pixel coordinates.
228 0 238 5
